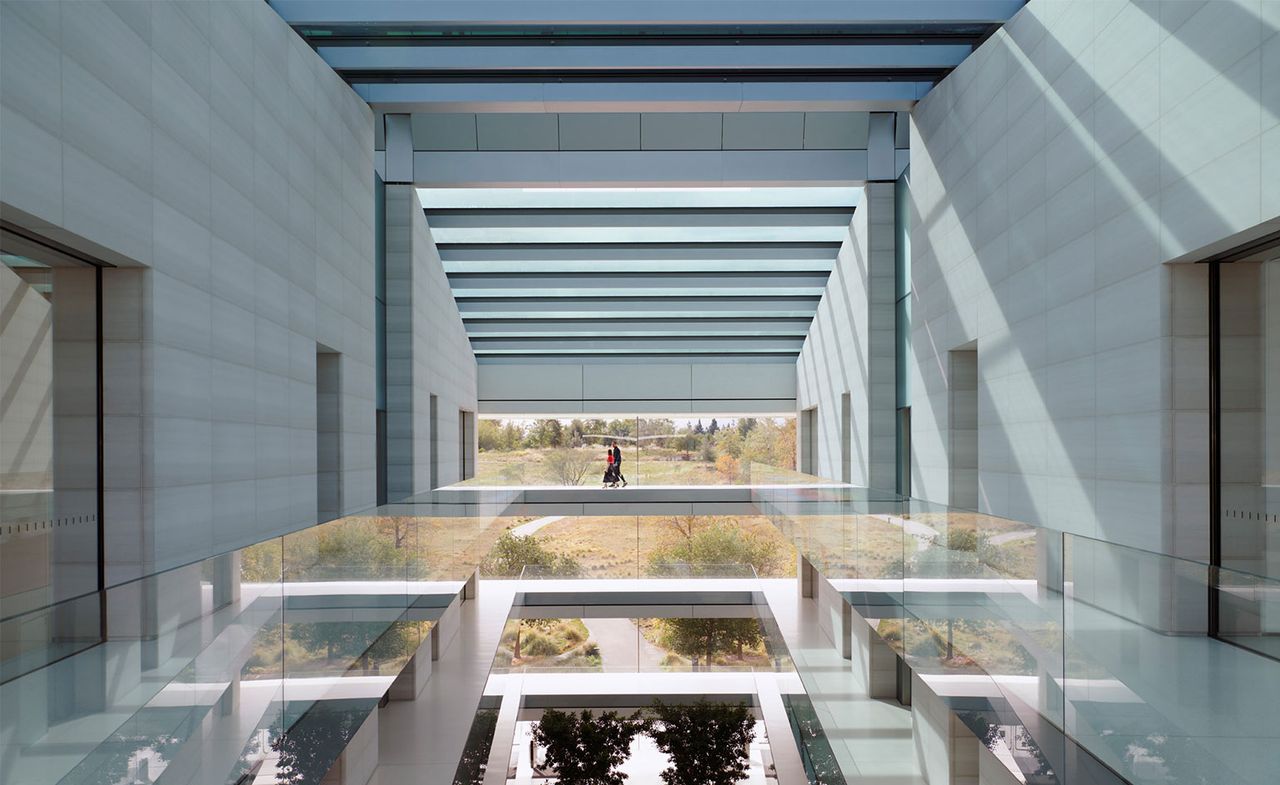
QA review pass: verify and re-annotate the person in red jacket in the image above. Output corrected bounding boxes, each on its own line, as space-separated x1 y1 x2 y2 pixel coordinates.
611 441 628 487
603 448 617 488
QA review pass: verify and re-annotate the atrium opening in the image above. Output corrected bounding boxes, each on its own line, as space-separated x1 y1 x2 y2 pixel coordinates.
1 2 1278 785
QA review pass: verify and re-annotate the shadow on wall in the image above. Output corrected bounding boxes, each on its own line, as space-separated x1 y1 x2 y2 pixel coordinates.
908 0 1276 559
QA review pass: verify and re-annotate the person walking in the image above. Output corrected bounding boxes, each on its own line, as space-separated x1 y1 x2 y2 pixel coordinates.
603 447 617 488
611 441 627 488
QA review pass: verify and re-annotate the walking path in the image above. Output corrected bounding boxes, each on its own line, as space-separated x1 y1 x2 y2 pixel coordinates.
582 617 667 671
508 515 564 537
987 529 1036 545
870 514 940 552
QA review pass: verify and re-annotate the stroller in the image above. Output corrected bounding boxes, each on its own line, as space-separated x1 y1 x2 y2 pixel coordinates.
602 452 619 488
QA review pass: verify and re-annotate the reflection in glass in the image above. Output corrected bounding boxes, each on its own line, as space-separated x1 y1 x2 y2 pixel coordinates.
469 415 798 486
491 616 792 674
0 249 100 674
1217 257 1280 658
473 515 798 580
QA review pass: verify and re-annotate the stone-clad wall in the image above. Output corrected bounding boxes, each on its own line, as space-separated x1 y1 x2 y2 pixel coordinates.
384 185 478 497
0 0 376 579
907 0 1279 559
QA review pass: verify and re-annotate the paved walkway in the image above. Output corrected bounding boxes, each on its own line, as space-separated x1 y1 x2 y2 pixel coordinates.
870 514 940 552
582 618 667 671
507 516 563 537
987 529 1035 545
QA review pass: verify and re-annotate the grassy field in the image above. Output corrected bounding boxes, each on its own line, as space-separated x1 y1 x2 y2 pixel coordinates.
528 515 799 579
876 617 1043 676
772 511 1041 580
464 446 775 486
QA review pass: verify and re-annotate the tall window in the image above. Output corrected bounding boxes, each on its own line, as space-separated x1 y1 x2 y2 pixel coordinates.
1214 253 1280 658
0 236 102 618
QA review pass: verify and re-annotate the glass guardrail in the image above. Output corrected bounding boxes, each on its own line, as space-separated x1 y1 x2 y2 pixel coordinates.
453 447 811 488
747 464 1280 785
0 487 520 785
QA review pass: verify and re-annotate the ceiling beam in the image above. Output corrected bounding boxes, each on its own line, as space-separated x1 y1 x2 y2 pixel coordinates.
319 44 971 73
271 1 1025 26
357 80 929 112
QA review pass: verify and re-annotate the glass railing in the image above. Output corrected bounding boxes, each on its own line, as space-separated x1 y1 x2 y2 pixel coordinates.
459 450 814 487
460 416 807 487
487 611 795 675
455 557 803 785
748 465 1280 785
0 488 519 785
469 514 799 581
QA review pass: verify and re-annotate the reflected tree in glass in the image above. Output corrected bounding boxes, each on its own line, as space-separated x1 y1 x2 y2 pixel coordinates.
532 709 646 785
648 700 755 785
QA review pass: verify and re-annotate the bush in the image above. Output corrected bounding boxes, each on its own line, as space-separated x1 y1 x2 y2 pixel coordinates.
482 531 582 577
542 447 597 485
522 631 562 657
715 454 740 481
648 521 781 577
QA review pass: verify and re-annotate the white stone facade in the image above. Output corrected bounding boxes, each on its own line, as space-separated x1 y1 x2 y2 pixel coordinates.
384 184 478 497
0 0 377 579
796 182 898 490
794 0 1280 562
908 0 1279 559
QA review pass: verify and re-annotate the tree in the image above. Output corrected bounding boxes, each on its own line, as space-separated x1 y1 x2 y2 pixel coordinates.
775 418 797 470
453 708 499 785
500 421 525 450
640 418 676 437
482 531 581 578
648 700 755 785
785 696 845 785
694 420 704 435
291 618 421 669
737 417 757 437
658 515 702 543
273 701 365 785
532 709 646 785
526 418 565 448
678 430 700 460
478 419 502 451
657 617 763 668
605 419 635 438
707 418 719 435
287 519 402 581
713 429 743 459
648 519 782 577
715 454 741 482
512 617 560 660
750 418 796 470
543 447 596 485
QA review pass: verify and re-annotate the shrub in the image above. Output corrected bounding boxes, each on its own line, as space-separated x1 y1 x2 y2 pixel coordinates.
482 531 582 577
715 454 740 481
522 631 562 657
559 623 586 645
647 521 781 577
